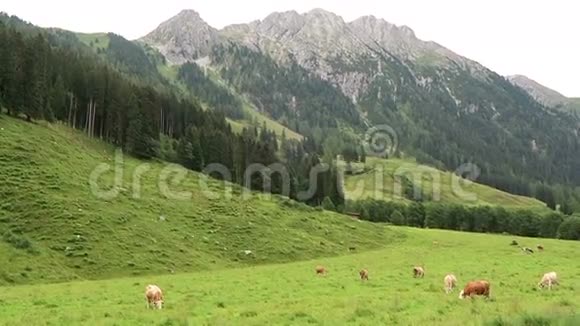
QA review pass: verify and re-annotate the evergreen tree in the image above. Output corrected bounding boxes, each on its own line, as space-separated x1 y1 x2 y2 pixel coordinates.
321 196 336 211
560 201 574 216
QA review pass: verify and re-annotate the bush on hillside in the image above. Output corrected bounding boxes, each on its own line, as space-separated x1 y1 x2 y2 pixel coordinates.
3 231 32 250
558 216 580 240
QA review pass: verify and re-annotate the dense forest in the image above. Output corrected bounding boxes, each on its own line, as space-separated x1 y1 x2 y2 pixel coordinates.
177 62 244 119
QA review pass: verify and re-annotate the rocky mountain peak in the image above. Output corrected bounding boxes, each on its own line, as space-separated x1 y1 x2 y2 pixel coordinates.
174 9 202 20
140 9 219 64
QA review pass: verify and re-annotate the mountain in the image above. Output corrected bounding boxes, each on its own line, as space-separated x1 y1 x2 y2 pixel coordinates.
141 9 580 193
507 74 580 113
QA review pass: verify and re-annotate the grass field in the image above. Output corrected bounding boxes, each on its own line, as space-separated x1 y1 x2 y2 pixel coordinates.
0 116 388 285
76 33 109 52
344 157 547 209
1 116 577 325
0 227 578 325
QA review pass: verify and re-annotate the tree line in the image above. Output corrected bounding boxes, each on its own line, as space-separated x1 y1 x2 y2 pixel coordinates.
344 199 580 240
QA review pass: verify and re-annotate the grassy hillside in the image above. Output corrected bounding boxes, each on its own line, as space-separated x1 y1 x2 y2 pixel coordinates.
344 157 547 209
0 116 392 285
76 32 109 52
1 227 578 325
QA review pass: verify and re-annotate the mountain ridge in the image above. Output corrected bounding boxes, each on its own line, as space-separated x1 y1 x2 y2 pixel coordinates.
141 8 490 101
507 74 580 113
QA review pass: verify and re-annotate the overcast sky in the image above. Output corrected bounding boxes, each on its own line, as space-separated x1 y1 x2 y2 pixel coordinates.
3 0 578 97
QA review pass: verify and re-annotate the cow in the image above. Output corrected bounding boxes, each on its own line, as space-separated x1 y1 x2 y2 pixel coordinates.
510 240 519 246
538 272 558 290
432 241 439 246
537 244 544 251
459 280 490 299
315 265 327 275
145 285 164 309
444 274 457 294
359 269 369 281
413 266 425 278
522 247 534 254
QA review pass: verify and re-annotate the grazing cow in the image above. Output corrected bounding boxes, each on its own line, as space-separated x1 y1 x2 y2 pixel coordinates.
413 266 425 278
359 269 369 281
444 274 457 294
459 280 490 299
145 285 164 309
538 272 558 290
432 241 439 246
315 265 327 275
522 247 534 254
537 245 544 251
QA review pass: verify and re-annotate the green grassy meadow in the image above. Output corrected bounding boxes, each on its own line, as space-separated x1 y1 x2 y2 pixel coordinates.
344 157 547 209
0 228 578 325
1 116 577 325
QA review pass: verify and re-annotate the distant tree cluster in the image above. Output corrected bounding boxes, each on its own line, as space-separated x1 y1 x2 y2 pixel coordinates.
346 199 580 240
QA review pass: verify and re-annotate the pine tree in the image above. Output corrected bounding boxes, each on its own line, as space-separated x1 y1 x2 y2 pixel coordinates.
125 98 155 159
177 137 194 169
321 196 336 211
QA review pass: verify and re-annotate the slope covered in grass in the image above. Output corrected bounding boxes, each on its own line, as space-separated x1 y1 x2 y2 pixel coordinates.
344 157 547 209
0 116 393 285
0 227 578 325
76 32 109 51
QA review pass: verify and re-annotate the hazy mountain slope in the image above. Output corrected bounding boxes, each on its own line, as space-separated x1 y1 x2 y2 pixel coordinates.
507 75 569 107
508 74 580 114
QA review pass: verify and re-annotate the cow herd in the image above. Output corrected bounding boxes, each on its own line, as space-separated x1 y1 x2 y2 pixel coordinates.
143 241 561 310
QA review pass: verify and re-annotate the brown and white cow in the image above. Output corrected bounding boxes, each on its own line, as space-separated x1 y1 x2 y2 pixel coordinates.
315 265 327 275
538 272 558 290
413 266 425 278
444 274 457 294
359 269 369 281
459 280 490 299
145 284 164 309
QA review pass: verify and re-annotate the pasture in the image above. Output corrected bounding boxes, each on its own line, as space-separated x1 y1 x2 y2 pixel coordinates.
344 157 548 209
1 228 578 325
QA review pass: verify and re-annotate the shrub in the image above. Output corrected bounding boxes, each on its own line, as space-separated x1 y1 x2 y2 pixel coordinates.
2 231 32 250
558 216 580 240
